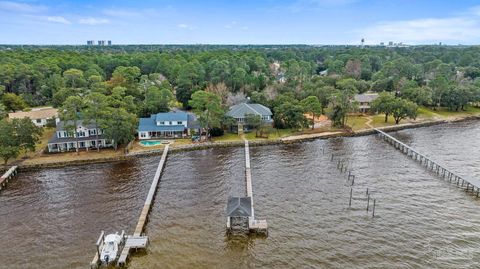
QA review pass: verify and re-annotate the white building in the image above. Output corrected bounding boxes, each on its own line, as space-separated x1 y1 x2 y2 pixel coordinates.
47 120 113 152
8 107 59 127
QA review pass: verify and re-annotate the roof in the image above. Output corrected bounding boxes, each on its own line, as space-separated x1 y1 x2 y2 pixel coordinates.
226 103 272 119
48 134 107 144
8 107 58 120
155 111 188 122
354 93 379 103
226 197 252 217
56 120 97 131
138 111 198 132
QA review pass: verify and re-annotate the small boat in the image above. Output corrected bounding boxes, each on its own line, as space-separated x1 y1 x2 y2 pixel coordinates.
100 233 122 264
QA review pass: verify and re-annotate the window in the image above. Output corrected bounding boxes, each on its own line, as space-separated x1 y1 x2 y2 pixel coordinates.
177 121 183 125
169 121 173 125
36 119 42 123
140 133 146 138
159 121 165 125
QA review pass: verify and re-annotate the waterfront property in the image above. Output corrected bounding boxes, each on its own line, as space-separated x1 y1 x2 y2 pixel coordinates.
137 111 199 140
354 93 379 113
47 120 113 153
8 107 60 127
227 103 273 123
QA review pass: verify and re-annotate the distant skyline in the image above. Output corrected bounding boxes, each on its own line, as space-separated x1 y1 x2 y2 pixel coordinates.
1 0 480 45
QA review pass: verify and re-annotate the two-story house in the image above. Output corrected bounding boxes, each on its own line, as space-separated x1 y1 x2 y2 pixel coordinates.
137 111 198 140
353 93 379 113
47 120 113 152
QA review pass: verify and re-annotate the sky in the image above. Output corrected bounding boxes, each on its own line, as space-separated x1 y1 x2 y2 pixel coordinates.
1 0 480 45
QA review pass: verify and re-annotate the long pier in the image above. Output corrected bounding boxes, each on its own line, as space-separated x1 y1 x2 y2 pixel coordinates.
0 166 18 191
226 140 267 235
376 129 480 195
91 145 169 268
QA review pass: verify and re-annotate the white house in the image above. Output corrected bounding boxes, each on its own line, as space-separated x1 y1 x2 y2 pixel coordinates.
47 120 113 152
8 107 60 127
137 111 199 140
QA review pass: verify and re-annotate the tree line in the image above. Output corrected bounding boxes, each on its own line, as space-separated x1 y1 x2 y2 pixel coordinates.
2 45 480 148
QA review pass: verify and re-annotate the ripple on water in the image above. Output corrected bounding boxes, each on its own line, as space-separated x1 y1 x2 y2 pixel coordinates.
2 123 480 268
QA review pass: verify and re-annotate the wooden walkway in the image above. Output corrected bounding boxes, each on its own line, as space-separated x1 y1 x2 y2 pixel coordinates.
91 145 169 268
117 144 169 267
0 166 18 191
244 140 267 235
376 129 480 195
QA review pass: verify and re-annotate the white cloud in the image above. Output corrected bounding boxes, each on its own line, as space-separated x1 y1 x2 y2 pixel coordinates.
79 17 110 25
0 1 47 13
177 23 196 30
46 16 70 25
359 16 480 44
102 9 140 17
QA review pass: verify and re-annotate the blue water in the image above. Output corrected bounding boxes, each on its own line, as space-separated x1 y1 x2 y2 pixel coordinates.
139 140 163 146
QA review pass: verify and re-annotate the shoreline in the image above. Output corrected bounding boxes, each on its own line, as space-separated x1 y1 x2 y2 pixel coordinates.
15 115 479 172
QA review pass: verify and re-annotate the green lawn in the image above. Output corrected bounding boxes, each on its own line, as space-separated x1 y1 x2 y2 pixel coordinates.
431 105 480 117
345 116 369 131
211 133 242 142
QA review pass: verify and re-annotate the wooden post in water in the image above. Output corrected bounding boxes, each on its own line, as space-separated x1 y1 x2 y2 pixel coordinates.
372 199 376 218
349 188 353 207
366 194 370 212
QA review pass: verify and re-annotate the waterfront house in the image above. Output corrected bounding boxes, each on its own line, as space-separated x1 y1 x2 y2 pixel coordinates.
354 93 379 113
47 120 112 152
226 103 273 123
137 111 198 140
8 107 59 127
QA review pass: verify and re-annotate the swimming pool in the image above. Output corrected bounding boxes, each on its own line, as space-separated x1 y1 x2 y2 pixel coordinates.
139 140 166 147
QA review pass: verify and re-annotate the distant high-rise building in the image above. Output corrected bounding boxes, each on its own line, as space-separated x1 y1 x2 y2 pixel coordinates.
380 42 385 46
107 40 112 46
388 41 393 46
98 40 105 46
361 38 365 48
87 40 94 45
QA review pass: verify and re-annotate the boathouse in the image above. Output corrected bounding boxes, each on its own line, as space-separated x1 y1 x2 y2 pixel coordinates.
47 120 113 152
226 197 252 232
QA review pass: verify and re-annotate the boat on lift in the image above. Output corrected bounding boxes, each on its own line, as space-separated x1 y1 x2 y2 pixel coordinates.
100 233 122 265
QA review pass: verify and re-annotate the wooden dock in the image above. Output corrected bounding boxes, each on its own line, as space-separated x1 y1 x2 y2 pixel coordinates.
91 145 169 268
227 140 267 235
0 166 18 191
376 129 480 195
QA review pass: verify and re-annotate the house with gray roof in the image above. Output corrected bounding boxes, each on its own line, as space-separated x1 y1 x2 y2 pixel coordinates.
226 103 273 123
137 110 198 140
47 120 113 153
354 93 379 113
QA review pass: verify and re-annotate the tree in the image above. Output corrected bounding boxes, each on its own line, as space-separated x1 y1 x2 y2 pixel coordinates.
61 96 84 154
2 93 27 112
301 96 322 129
245 113 262 136
63 69 85 89
101 107 137 150
143 86 174 115
84 93 108 151
371 92 396 122
273 94 307 129
429 76 449 109
0 103 6 119
189 91 225 138
0 119 20 164
391 98 418 124
402 86 433 107
328 91 355 127
12 118 43 155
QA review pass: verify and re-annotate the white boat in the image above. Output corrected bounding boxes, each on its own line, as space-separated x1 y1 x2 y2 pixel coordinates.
100 233 122 264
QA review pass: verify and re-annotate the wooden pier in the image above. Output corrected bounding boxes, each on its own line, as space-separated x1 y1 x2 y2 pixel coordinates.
91 145 169 268
376 129 480 195
226 140 267 235
0 166 18 191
